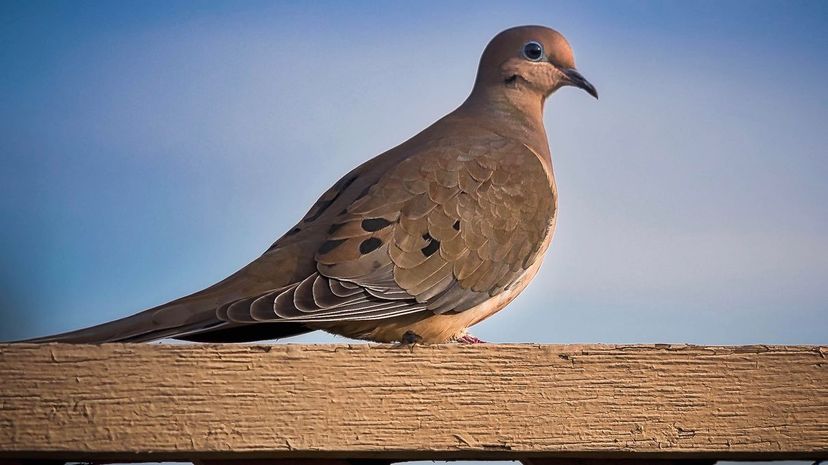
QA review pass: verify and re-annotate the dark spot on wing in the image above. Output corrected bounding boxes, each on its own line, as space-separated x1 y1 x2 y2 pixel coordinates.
267 226 303 251
354 183 373 201
361 218 392 232
359 237 383 254
304 175 358 223
318 239 346 255
421 238 440 257
304 202 331 223
328 223 344 235
453 220 461 231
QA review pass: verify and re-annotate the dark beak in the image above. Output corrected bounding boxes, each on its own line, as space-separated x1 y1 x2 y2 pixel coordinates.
562 67 598 99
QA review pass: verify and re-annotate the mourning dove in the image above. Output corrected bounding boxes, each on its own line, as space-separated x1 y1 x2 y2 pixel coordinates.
24 25 596 344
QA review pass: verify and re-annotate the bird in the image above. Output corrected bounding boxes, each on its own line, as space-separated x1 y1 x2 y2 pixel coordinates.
23 25 597 345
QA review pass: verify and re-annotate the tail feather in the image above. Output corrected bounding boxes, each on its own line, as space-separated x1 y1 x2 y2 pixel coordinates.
18 301 221 343
19 274 256 343
14 245 316 343
17 279 309 343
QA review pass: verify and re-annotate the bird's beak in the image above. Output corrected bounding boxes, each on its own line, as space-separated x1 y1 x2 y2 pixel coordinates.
561 67 598 99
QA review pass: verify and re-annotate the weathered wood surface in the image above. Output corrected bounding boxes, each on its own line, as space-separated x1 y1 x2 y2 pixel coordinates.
0 343 825 462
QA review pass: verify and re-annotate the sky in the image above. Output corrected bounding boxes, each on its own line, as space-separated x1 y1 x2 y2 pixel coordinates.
1 2 825 465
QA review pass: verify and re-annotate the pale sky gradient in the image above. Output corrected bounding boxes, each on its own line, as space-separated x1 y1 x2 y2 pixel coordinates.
2 2 824 465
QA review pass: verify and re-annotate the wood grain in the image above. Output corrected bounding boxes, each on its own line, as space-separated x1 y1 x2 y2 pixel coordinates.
0 343 825 462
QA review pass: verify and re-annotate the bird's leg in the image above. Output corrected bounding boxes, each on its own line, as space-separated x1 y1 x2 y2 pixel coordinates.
394 329 424 352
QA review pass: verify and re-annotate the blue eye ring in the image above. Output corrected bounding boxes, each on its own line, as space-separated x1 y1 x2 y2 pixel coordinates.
522 41 544 62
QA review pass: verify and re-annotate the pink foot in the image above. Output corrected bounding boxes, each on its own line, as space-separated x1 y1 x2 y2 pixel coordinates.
454 334 487 344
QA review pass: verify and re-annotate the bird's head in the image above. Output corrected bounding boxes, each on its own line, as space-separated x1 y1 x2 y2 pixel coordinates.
473 25 597 101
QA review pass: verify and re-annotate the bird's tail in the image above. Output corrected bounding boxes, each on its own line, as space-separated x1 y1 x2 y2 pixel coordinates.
16 269 257 343
15 286 313 344
17 297 224 343
14 260 313 344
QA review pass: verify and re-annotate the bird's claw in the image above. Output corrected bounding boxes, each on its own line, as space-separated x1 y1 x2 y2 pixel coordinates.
394 330 424 352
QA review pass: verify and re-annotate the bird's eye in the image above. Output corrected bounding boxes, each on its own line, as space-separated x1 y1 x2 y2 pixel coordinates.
522 41 544 61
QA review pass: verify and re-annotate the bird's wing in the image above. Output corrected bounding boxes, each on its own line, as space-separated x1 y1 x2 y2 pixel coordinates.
222 135 556 324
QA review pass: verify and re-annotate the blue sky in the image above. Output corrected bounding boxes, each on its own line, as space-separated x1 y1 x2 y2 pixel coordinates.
1 0 826 345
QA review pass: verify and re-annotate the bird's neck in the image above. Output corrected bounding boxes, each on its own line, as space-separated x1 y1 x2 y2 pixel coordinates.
459 85 551 162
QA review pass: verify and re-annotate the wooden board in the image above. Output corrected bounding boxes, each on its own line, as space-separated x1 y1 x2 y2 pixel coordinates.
0 343 825 462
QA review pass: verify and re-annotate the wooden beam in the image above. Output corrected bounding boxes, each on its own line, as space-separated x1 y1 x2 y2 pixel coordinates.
0 343 825 463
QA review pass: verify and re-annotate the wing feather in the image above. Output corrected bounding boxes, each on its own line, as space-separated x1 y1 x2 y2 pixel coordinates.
223 135 555 324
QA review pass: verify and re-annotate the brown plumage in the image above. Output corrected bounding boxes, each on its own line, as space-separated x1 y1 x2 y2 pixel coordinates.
23 25 596 344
